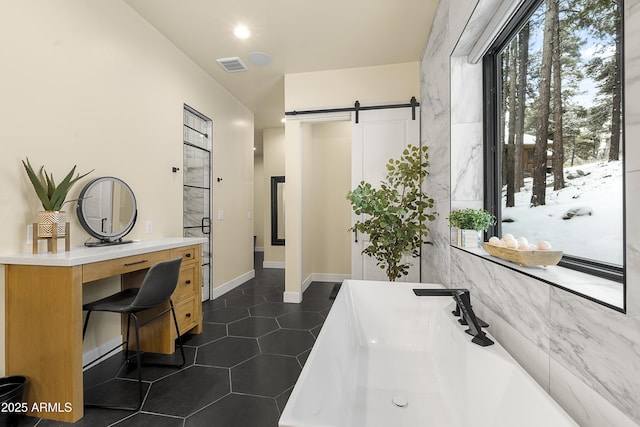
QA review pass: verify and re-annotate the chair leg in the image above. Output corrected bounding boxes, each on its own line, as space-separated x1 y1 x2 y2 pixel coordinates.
131 313 144 411
169 300 186 367
82 311 92 341
125 313 132 363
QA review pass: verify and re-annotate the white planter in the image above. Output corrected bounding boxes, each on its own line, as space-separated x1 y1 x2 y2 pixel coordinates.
37 210 67 237
457 229 480 248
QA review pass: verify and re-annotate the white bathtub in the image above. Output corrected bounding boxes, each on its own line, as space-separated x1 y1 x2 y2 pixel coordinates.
279 280 577 427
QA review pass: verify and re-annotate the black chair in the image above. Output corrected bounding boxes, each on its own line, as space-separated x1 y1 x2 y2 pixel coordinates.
82 257 186 411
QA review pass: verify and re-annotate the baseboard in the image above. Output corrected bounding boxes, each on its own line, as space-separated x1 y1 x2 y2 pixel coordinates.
83 336 123 369
283 291 302 303
213 269 256 299
263 261 285 269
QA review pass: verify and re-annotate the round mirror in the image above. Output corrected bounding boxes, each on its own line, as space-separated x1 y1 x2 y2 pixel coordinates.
77 177 137 247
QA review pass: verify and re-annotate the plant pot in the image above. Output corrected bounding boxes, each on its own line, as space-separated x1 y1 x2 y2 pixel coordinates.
0 375 27 427
457 229 480 248
37 210 66 238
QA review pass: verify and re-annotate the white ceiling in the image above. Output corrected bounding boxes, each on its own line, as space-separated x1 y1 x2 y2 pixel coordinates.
124 0 439 146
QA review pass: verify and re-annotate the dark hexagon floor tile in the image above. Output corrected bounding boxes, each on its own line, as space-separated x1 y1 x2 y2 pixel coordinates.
203 306 249 324
228 316 279 338
186 393 279 427
243 285 280 296
225 294 267 308
232 354 301 398
258 329 315 357
182 322 227 347
197 336 260 368
219 288 244 300
263 291 284 302
288 298 333 312
110 412 184 427
297 348 312 367
202 298 226 314
118 347 196 381
276 387 294 414
277 311 324 330
142 365 230 417
249 302 294 317
311 324 323 338
84 378 151 410
37 405 132 427
303 282 338 299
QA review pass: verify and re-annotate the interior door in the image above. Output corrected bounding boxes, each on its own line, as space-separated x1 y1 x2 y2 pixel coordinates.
183 106 212 301
351 107 421 282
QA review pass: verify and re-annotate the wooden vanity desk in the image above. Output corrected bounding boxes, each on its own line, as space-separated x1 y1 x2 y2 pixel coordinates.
1 237 205 422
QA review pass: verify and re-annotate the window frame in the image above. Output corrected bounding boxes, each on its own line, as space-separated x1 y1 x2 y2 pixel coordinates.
482 0 626 285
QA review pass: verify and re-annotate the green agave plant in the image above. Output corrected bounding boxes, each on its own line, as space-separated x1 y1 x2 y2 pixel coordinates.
22 158 93 211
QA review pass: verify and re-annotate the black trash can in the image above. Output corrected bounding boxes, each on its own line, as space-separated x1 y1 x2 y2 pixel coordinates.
0 376 27 427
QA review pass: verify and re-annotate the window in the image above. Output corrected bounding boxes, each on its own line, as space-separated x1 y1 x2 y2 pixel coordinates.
483 0 625 283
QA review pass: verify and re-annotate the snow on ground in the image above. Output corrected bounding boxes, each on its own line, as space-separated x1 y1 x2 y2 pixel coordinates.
500 160 623 265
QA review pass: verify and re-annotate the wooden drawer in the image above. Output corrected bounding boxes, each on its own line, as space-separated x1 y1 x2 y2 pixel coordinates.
172 245 199 266
173 264 198 302
175 297 198 334
83 250 170 283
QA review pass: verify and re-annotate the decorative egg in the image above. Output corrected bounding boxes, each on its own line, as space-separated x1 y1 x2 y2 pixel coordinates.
537 240 552 250
502 233 514 241
488 236 501 245
495 240 507 247
504 238 518 249
517 244 529 251
516 237 529 247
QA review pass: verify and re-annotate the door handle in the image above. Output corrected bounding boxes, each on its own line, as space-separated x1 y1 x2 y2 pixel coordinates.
354 229 358 243
201 217 211 235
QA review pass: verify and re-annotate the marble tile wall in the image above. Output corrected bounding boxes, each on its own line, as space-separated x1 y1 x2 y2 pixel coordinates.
420 0 640 425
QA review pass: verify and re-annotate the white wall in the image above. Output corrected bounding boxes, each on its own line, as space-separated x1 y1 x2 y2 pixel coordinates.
0 0 254 371
421 0 640 425
284 63 420 297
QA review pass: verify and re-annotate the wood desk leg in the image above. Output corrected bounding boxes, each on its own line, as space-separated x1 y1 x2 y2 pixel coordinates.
5 265 84 422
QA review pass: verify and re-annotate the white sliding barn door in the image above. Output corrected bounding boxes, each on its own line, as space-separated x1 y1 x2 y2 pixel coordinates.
351 107 421 281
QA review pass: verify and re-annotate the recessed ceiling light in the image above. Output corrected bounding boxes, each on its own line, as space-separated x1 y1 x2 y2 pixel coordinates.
233 25 251 39
248 51 271 65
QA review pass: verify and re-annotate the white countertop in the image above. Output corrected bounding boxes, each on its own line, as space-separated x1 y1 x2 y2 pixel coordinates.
0 237 207 267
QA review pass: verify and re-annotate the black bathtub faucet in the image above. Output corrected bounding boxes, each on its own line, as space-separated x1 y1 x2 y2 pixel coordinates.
413 288 494 347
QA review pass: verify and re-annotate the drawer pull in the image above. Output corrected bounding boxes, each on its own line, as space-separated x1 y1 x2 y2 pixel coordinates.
185 313 191 318
185 280 191 284
124 259 148 267
185 253 192 258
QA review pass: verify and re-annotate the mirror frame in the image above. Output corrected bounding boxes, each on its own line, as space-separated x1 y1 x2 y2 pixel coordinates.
77 176 137 246
271 176 285 246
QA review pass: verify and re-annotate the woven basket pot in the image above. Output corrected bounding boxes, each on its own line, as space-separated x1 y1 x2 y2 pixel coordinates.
37 211 66 238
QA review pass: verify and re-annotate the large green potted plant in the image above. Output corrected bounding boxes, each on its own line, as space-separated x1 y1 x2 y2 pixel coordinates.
347 145 436 281
22 158 92 237
448 208 496 248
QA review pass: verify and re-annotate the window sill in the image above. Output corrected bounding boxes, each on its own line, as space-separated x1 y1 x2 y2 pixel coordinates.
451 245 624 312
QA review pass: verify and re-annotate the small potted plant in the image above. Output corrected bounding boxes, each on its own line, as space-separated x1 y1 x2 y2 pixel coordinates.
448 208 496 248
22 158 92 238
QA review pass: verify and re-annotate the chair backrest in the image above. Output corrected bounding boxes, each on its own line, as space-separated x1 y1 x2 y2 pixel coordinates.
131 257 183 310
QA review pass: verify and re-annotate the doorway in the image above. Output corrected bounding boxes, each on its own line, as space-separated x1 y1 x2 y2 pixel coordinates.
296 106 421 286
183 105 212 301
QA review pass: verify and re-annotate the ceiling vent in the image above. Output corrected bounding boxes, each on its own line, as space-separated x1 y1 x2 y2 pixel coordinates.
216 57 248 72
